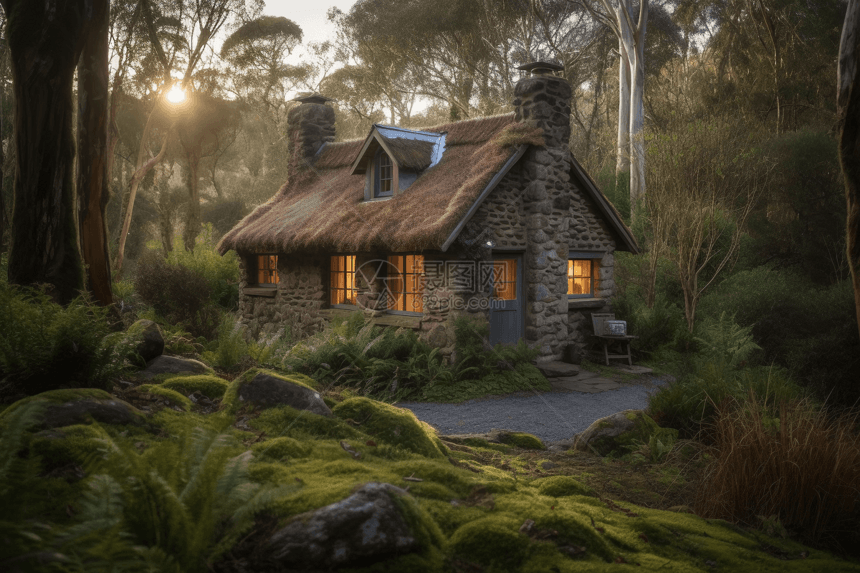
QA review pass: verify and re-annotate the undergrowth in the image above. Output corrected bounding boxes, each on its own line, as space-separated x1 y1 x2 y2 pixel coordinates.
282 314 546 402
696 394 860 557
0 281 137 399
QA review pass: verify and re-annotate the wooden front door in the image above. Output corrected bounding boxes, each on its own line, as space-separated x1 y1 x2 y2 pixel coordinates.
489 255 523 346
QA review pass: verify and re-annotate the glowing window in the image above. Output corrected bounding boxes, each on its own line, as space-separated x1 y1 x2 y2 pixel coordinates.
330 255 357 305
492 259 517 300
387 254 424 312
567 259 600 297
256 255 279 286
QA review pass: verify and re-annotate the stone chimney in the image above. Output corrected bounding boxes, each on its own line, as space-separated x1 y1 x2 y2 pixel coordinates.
513 62 571 149
287 93 336 171
513 62 574 362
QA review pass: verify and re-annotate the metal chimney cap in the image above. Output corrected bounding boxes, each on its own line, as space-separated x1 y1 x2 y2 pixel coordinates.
293 93 336 105
516 61 564 76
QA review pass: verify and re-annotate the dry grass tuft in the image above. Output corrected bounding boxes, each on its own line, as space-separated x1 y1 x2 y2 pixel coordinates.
695 394 860 555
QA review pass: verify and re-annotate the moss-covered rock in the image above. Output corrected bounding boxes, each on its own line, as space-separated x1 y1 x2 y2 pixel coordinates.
160 375 229 400
138 384 192 411
534 475 593 498
333 397 447 458
138 355 213 380
449 516 531 569
251 436 311 461
127 319 164 363
0 389 148 429
497 431 545 450
573 409 678 457
224 368 330 416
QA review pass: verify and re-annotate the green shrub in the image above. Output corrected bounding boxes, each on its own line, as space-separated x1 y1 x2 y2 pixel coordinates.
648 364 807 439
697 267 860 406
0 283 136 398
134 251 222 340
162 224 240 310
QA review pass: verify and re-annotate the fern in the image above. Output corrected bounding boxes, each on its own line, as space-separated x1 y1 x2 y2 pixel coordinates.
68 424 296 572
695 311 761 370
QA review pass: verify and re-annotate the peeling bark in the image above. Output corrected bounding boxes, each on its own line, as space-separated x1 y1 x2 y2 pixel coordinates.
76 0 113 306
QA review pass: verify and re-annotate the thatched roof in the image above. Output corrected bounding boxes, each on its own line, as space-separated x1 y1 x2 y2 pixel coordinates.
218 114 545 255
217 112 637 256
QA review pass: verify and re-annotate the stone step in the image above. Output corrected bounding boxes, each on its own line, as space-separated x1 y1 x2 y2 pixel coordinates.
536 361 580 378
549 376 621 393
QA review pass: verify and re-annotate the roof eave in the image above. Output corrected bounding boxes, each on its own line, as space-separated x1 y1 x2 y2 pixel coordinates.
568 152 640 254
348 128 402 175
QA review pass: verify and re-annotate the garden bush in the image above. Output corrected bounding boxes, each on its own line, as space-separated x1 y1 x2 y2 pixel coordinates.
0 281 136 398
162 224 240 310
649 365 808 439
697 266 860 407
134 250 221 340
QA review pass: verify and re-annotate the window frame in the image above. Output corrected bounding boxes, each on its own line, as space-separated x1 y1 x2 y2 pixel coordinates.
330 254 359 308
385 254 424 315
373 148 396 198
253 254 279 287
567 252 602 299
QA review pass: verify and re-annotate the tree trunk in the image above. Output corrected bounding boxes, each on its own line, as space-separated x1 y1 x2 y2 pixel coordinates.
114 117 171 273
838 0 860 339
3 0 88 304
183 148 202 252
628 0 648 214
76 0 113 306
615 30 631 183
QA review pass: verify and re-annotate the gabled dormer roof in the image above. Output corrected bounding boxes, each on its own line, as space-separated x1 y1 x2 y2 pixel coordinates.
350 124 446 175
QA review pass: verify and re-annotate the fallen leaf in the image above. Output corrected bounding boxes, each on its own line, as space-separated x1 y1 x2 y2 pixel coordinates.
638 533 649 543
366 440 377 446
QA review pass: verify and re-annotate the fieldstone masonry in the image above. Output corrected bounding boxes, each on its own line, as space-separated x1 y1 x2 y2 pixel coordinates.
234 73 621 363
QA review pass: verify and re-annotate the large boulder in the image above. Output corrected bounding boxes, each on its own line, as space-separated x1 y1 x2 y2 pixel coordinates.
259 483 418 569
138 355 211 380
127 319 164 363
229 369 332 417
572 409 677 457
0 389 148 429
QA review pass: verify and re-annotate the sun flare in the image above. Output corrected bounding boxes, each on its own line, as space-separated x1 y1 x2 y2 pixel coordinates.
166 85 186 104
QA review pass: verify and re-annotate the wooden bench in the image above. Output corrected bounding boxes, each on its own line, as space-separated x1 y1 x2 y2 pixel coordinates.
591 313 638 366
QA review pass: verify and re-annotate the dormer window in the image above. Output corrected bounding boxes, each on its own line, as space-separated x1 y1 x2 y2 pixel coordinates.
375 150 394 197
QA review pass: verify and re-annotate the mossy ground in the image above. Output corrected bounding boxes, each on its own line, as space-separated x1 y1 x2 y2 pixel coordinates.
4 368 859 572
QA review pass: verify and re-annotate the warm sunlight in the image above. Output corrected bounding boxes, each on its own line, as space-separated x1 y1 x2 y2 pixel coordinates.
166 84 186 104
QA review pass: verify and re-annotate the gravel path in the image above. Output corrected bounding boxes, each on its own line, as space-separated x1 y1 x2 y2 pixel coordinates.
397 377 670 444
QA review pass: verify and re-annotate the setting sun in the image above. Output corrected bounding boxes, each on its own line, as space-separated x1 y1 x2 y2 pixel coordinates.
166 84 185 104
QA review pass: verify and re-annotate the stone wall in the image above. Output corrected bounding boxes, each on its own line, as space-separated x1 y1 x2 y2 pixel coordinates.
238 254 327 340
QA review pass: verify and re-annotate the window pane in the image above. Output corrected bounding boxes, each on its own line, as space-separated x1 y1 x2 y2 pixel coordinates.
493 259 517 300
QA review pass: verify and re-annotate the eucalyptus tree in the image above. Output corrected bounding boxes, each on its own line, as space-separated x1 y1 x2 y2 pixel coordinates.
221 15 308 123
1 0 111 304
115 0 247 268
331 0 587 120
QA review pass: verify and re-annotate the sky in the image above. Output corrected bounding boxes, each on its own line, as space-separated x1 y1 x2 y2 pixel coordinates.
261 0 357 45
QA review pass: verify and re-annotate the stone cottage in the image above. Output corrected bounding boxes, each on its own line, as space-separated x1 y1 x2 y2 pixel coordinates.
217 64 638 363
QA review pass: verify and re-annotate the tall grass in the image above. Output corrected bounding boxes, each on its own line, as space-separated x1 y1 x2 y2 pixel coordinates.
696 395 860 555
